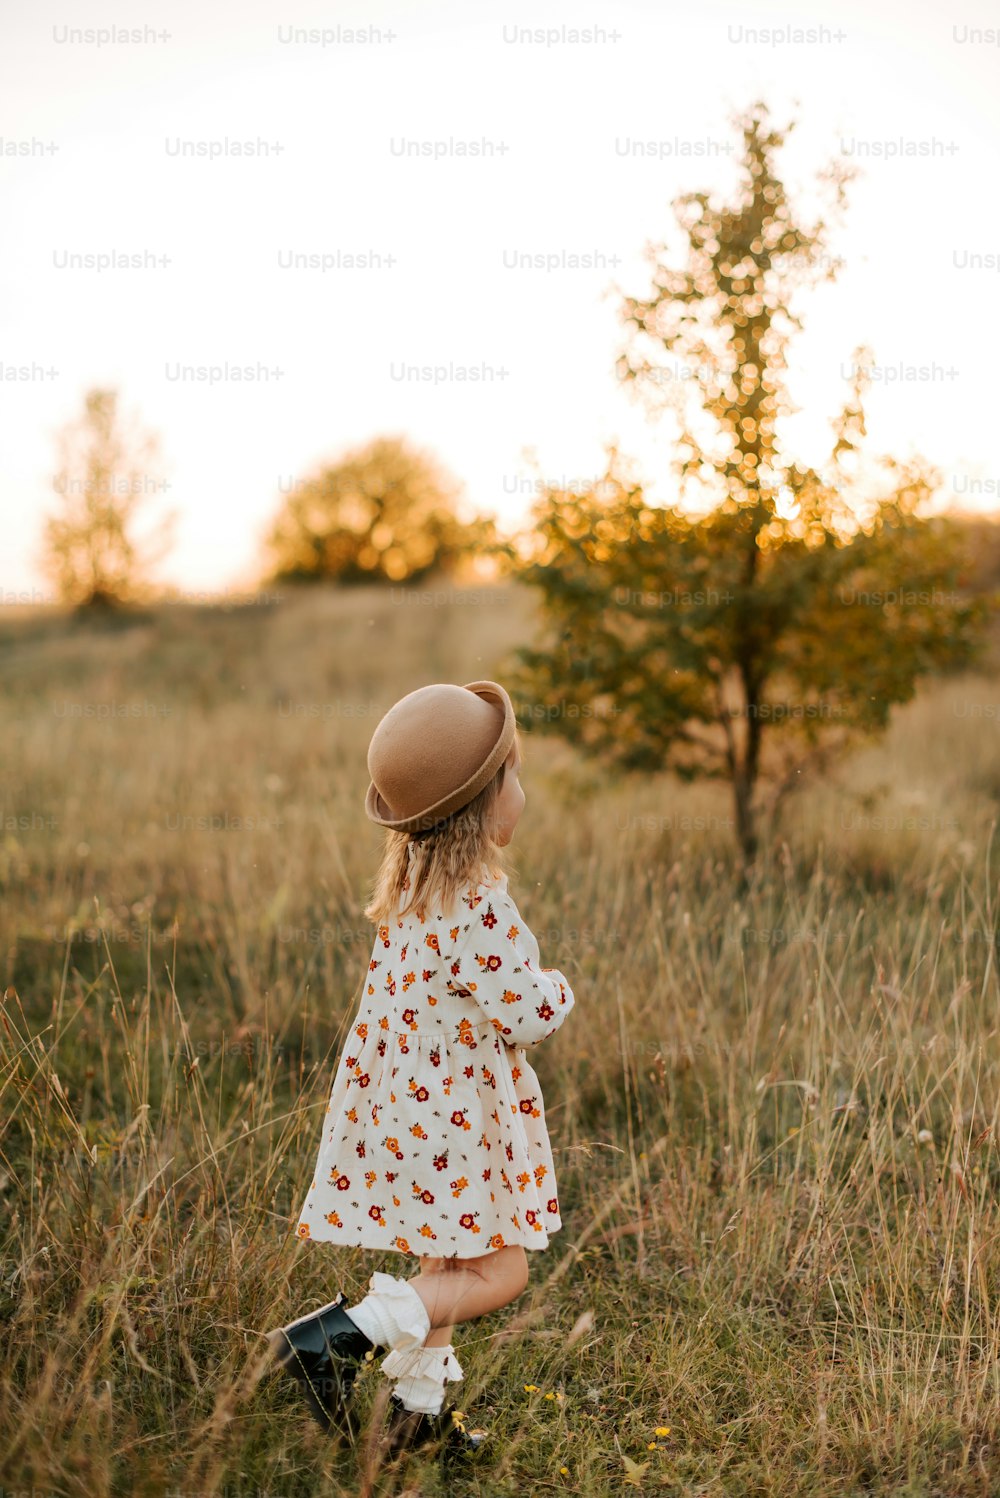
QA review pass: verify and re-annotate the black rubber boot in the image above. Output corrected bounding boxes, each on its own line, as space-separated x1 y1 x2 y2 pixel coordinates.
266 1292 376 1436
380 1389 489 1462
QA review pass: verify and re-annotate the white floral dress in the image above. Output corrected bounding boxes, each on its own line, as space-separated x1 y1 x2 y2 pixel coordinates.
294 864 575 1259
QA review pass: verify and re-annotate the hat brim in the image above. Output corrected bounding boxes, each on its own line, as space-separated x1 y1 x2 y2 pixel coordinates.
365 679 517 833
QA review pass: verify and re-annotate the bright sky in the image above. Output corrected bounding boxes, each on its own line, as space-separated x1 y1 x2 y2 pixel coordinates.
2 0 999 598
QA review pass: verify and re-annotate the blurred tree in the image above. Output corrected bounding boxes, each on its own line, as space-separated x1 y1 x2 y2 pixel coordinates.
41 387 173 611
508 101 986 871
266 434 495 585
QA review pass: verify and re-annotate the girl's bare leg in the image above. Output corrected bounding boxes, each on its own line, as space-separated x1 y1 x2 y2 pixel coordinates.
408 1246 529 1331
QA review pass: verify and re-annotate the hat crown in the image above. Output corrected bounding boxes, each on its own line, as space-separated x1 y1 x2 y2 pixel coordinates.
366 680 515 830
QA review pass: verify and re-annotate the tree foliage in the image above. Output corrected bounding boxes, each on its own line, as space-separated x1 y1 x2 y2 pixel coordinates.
41 387 172 610
266 434 494 585
508 102 986 868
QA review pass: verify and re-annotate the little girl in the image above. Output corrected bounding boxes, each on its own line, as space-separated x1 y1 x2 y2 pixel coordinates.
265 679 576 1458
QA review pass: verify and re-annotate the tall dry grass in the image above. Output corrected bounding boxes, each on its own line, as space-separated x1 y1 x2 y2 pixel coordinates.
2 582 1000 1496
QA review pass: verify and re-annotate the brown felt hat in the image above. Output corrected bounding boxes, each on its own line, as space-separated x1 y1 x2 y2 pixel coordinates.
365 679 516 833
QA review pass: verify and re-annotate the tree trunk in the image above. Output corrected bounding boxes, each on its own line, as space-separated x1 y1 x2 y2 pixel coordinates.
733 771 758 876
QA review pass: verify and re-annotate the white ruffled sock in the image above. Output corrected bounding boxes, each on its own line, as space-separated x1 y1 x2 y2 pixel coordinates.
343 1271 431 1352
381 1340 464 1416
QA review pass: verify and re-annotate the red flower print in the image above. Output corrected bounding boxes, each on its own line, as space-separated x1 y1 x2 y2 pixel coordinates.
450 1109 465 1127
368 1204 384 1222
525 1209 538 1227
413 1185 435 1204
547 1197 558 1213
401 1007 417 1027
377 1037 387 1057
369 959 378 973
357 1073 371 1088
386 978 396 997
450 961 461 976
422 968 435 982
476 952 502 973
537 1001 554 1022
433 1151 449 1171
430 1046 441 1068
483 1167 491 1180
333 1173 350 1191
400 943 408 961
458 1212 476 1230
481 904 498 929
355 1143 366 1159
463 1064 474 1079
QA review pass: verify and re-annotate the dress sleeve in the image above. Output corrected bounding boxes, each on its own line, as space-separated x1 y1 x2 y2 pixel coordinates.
448 882 575 1049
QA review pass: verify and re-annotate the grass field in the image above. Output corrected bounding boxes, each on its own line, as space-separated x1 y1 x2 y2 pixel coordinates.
3 581 1000 1497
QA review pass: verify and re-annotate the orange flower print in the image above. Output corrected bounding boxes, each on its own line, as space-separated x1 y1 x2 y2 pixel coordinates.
419 1224 438 1240
411 1123 428 1140
400 942 408 960
506 924 519 942
355 1022 368 1040
384 1136 404 1161
324 1211 343 1228
489 1232 505 1249
396 1237 411 1254
450 1108 471 1131
476 952 502 973
296 1222 311 1238
450 1176 468 1197
458 1212 480 1233
425 933 440 953
481 1066 496 1089
365 1170 377 1189
519 1096 541 1118
379 926 390 947
346 1107 358 1123
502 989 521 1005
450 925 460 941
456 1018 479 1047
386 975 396 997
534 1164 548 1186
402 972 416 991
516 1171 530 1193
511 1064 521 1081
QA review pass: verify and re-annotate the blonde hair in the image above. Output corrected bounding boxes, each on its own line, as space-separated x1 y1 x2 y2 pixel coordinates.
364 731 521 928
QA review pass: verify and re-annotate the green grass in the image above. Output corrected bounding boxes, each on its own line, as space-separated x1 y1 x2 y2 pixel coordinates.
2 582 1000 1496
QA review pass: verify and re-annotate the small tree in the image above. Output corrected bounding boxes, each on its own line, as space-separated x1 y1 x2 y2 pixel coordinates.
508 103 985 870
41 387 172 610
266 434 494 585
